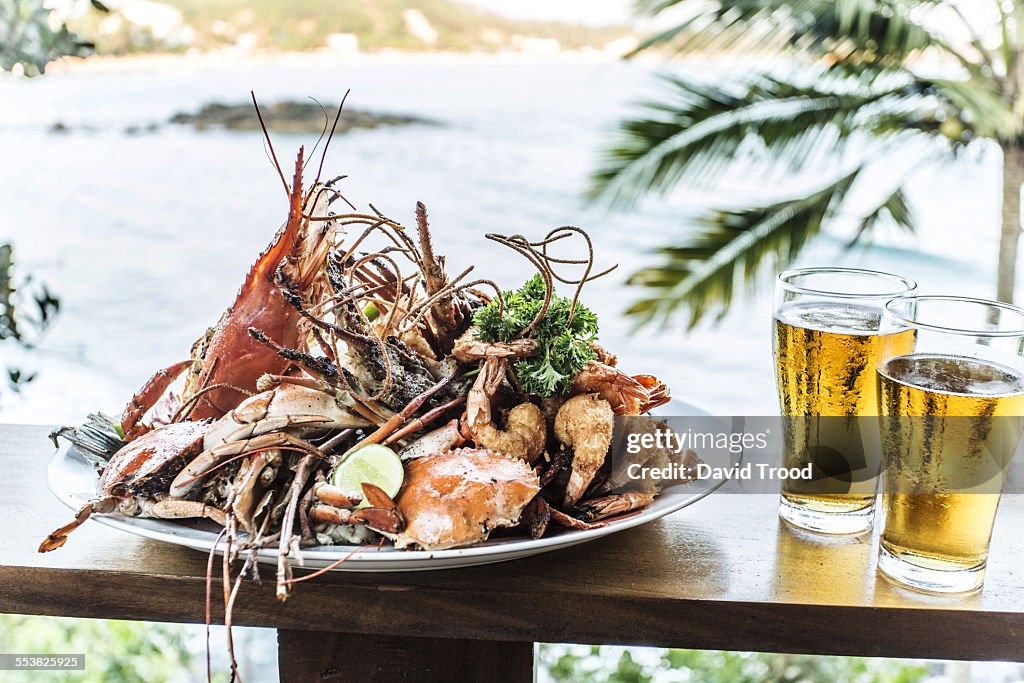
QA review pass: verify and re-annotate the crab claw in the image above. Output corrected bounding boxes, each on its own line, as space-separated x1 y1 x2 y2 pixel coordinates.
120 360 194 441
360 482 394 508
352 483 405 533
312 482 362 508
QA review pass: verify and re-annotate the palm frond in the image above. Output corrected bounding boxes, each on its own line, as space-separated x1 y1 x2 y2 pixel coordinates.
589 71 938 208
848 185 914 245
927 78 1017 140
610 0 1013 329
629 0 991 81
626 169 861 328
856 75 1013 143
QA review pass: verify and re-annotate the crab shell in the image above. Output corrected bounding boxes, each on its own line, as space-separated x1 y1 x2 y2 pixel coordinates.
98 420 211 499
391 447 541 551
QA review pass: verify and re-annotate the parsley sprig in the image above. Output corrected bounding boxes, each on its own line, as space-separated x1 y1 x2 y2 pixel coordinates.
473 274 598 398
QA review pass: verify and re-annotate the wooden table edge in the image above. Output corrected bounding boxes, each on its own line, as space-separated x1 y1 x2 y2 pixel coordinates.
3 565 1021 662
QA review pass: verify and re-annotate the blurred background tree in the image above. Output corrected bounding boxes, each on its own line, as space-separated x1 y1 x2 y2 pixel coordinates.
538 644 930 683
592 0 1024 327
0 0 106 76
0 243 60 400
0 615 194 683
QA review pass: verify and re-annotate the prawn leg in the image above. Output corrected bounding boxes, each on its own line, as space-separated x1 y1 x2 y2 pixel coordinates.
38 497 117 553
384 395 466 446
170 432 324 498
349 375 456 449
145 499 229 527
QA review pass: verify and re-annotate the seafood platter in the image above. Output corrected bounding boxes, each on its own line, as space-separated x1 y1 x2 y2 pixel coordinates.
42 102 721 591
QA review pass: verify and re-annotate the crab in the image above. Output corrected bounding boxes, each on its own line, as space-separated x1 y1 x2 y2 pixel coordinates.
309 448 541 551
39 420 225 552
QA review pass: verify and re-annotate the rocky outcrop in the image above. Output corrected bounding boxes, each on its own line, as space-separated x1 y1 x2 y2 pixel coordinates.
169 100 435 133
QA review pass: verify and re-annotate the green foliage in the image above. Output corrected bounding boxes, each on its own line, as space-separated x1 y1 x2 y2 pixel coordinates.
590 71 941 208
626 169 863 327
0 615 194 683
631 0 945 69
593 0 1024 327
0 0 103 76
538 644 930 683
474 274 599 397
0 243 60 399
851 185 914 245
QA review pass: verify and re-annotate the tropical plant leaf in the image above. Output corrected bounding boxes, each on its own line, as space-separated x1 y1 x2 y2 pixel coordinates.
849 185 914 245
927 78 1017 140
0 0 96 76
589 71 949 208
629 0 989 81
0 242 60 402
602 0 1020 328
626 168 861 328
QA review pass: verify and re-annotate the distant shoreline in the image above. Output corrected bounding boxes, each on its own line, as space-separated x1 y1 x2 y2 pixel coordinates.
41 47 665 76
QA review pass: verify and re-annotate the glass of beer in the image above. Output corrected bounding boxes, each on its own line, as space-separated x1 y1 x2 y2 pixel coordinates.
774 267 917 534
876 295 1024 593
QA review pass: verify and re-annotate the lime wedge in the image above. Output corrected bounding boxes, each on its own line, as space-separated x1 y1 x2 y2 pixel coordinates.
330 443 404 507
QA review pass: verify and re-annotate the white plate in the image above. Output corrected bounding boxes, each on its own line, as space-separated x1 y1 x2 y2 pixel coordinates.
46 401 727 571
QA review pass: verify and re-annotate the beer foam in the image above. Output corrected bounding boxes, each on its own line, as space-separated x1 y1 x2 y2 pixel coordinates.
776 302 882 335
882 353 1024 397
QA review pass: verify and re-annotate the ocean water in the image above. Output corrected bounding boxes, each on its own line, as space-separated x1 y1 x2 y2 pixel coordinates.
0 56 1011 682
0 56 998 423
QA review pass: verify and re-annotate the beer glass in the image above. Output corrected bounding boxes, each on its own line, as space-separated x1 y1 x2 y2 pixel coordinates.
774 268 917 534
877 295 1024 593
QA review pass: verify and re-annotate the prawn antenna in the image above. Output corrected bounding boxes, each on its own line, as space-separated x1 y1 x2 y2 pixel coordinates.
486 226 617 329
316 89 350 189
303 97 330 174
251 90 290 197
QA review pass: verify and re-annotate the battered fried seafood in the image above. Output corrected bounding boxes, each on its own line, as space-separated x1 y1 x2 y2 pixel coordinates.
464 356 546 462
555 393 615 507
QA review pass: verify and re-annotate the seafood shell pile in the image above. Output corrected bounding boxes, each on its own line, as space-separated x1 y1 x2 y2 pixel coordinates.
42 143 682 601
